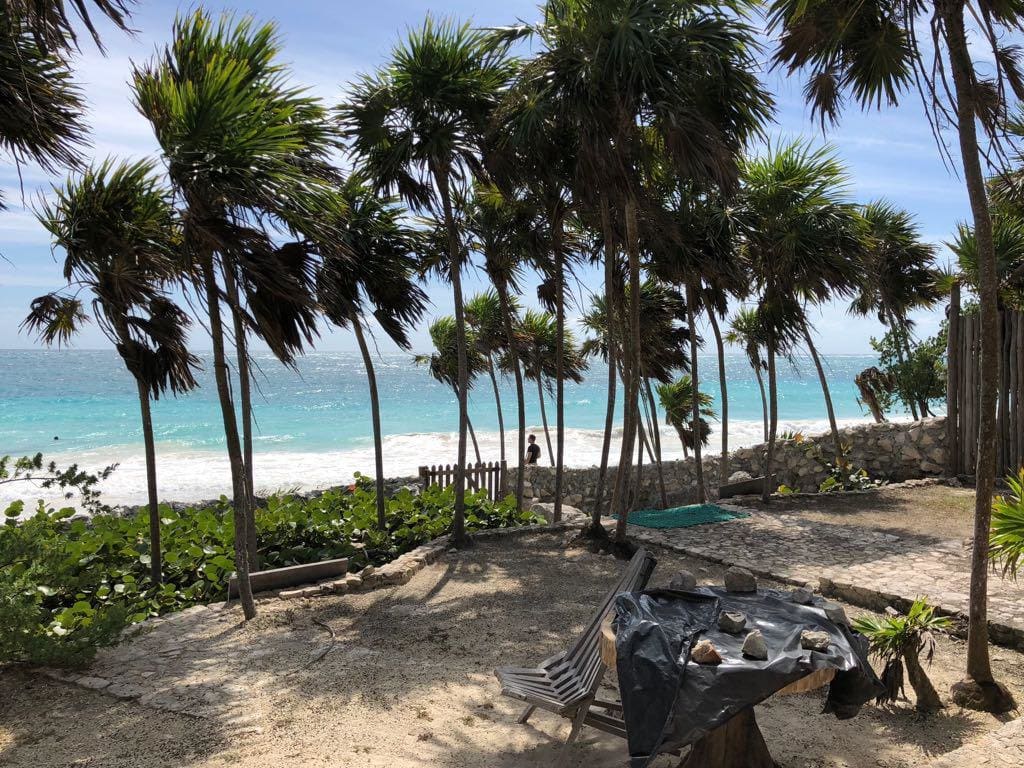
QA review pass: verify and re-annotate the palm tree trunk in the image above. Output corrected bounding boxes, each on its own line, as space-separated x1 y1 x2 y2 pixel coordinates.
536 376 555 466
224 268 258 570
762 339 779 504
435 165 470 548
643 378 668 509
487 357 506 466
200 254 256 619
467 415 482 465
753 357 769 442
903 641 944 713
592 198 617 538
943 1 1013 711
136 381 162 585
633 417 647 511
685 283 707 504
613 198 642 544
496 280 526 512
553 219 566 523
708 311 729 486
352 313 387 531
802 319 843 465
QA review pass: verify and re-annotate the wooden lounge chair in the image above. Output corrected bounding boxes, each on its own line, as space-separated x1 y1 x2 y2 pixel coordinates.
495 547 657 754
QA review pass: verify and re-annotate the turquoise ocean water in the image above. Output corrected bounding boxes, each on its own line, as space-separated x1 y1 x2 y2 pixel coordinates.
0 350 898 505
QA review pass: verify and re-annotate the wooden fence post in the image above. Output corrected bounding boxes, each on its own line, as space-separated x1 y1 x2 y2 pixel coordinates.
946 283 960 476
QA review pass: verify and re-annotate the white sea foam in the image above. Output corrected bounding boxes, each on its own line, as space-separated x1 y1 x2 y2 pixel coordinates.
0 416 897 509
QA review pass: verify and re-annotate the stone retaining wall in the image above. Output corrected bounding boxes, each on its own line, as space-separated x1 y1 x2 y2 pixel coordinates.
516 417 948 512
113 418 947 518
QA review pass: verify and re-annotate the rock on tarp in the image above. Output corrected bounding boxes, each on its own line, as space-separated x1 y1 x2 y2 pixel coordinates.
613 588 884 768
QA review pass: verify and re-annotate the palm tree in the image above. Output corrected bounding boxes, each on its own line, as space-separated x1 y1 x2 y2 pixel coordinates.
133 10 341 619
465 291 511 466
464 185 532 510
489 68 581 524
726 308 770 442
317 173 428 530
657 376 715 460
0 1 133 209
767 0 1019 714
852 201 940 418
736 142 863 500
517 309 588 466
582 281 690 511
949 212 1024 310
341 16 515 548
415 316 488 464
24 159 198 585
499 0 773 546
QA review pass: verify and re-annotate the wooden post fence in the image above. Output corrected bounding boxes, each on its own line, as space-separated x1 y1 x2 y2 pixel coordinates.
418 461 509 502
946 290 1023 478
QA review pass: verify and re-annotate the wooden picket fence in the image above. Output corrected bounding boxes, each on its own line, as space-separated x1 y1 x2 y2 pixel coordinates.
946 284 1024 477
418 460 508 502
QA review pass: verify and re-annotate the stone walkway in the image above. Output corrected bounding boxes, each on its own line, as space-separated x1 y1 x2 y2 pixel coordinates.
629 505 1024 649
927 716 1024 767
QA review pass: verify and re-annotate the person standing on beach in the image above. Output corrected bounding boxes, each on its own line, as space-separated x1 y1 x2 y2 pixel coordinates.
525 434 541 465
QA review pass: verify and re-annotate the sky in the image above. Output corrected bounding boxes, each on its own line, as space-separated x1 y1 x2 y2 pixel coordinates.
0 0 976 355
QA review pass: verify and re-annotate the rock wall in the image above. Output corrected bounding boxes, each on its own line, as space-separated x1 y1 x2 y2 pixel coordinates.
514 417 948 512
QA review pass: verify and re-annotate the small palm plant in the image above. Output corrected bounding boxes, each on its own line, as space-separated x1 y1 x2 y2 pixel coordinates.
991 469 1024 579
851 599 952 713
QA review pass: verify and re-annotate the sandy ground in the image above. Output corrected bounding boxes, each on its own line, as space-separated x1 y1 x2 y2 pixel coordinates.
742 483 980 542
1 531 1022 768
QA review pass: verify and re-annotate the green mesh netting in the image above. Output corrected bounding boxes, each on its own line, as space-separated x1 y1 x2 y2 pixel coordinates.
612 503 748 529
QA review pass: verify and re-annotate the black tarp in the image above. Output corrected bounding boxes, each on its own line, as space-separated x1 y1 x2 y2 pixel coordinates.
614 587 884 768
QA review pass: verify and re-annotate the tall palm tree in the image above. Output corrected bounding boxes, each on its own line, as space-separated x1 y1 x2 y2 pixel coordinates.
317 174 428 530
582 281 689 512
517 309 588 466
648 171 744 497
133 10 341 619
465 291 511 465
489 69 581 524
768 0 1019 713
24 159 198 585
0 1 134 209
341 16 515 547
464 185 532 510
852 201 940 418
415 316 488 465
726 307 769 442
498 0 773 545
736 142 863 500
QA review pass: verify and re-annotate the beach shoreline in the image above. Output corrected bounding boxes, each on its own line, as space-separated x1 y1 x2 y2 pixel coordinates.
1 415 911 510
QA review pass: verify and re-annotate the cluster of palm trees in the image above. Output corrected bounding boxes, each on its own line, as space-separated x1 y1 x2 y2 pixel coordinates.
3 0 1020 711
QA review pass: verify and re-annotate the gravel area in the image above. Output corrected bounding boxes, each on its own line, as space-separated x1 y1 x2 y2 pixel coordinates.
1 530 1021 768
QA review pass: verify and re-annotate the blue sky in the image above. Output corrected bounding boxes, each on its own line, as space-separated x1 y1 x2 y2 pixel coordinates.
0 0 971 354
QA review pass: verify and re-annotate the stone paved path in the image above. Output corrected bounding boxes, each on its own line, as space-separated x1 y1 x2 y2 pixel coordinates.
628 507 1024 766
927 715 1024 767
629 506 1024 649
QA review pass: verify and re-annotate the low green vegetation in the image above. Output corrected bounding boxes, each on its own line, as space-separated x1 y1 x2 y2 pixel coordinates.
1 480 537 668
776 436 883 495
867 324 947 419
991 469 1024 579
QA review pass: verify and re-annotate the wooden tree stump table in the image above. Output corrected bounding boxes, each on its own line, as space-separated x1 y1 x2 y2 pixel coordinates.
599 615 834 768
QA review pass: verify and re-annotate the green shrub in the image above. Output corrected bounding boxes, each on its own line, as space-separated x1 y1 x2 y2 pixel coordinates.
1 483 539 667
991 468 1024 579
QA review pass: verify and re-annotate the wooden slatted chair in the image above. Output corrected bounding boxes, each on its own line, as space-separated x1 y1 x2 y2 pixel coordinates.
495 548 657 754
